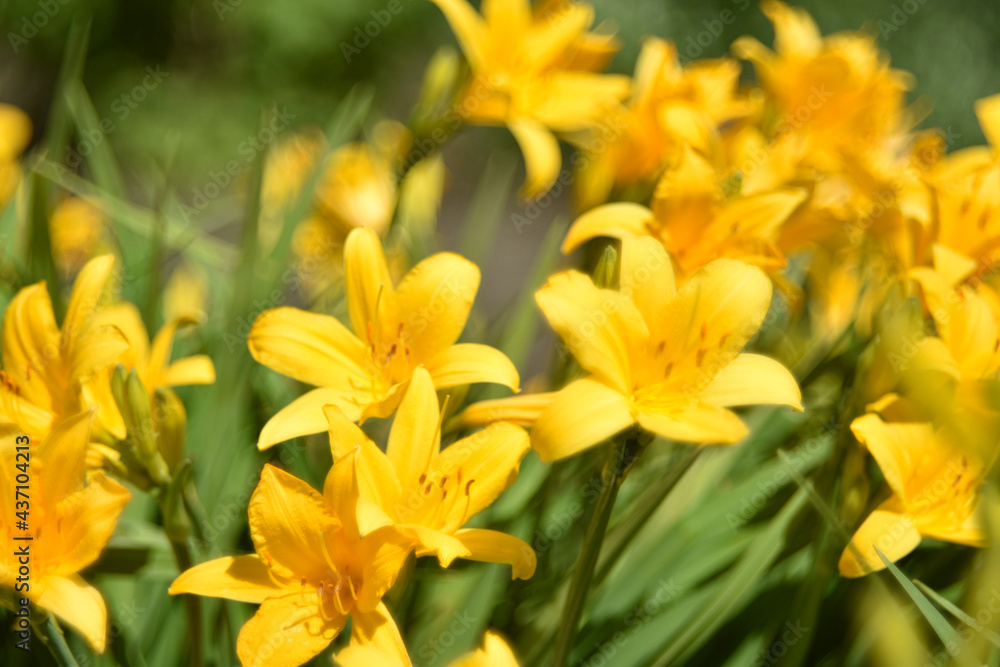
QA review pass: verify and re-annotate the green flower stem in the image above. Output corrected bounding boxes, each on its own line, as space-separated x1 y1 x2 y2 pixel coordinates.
168 537 203 667
37 614 80 667
552 430 642 667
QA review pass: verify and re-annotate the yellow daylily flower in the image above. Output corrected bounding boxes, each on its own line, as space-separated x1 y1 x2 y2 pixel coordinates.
49 196 107 277
91 303 216 395
575 37 753 210
733 1 912 157
565 144 806 281
169 453 413 667
921 95 1000 275
248 227 519 448
840 414 991 577
0 411 131 652
427 0 630 198
531 236 802 461
323 367 536 579
262 122 406 298
335 628 519 667
0 255 129 445
909 264 1000 383
0 103 31 207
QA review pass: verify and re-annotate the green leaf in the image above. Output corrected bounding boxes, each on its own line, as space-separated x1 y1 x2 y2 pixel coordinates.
915 580 1000 648
874 546 962 649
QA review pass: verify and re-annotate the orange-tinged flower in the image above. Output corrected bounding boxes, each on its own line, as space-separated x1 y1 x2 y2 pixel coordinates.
575 37 753 210
169 453 413 667
840 414 991 577
248 227 519 448
0 255 129 446
323 367 535 579
565 144 806 281
0 411 131 651
428 0 630 198
733 1 912 157
530 236 802 461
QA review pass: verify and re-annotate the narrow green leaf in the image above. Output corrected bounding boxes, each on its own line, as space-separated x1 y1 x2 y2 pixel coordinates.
874 546 962 648
914 580 1000 648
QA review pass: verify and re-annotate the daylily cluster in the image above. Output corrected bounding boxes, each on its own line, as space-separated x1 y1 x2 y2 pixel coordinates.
0 252 215 651
172 229 533 665
0 255 214 469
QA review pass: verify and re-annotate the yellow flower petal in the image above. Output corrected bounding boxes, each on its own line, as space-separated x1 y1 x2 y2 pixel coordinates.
508 117 561 200
838 508 921 578
850 414 921 501
563 203 654 253
91 302 149 364
535 271 647 394
237 595 340 667
344 227 395 340
324 448 363 540
36 410 93 506
386 367 440 489
248 464 335 580
531 378 634 462
162 355 216 386
395 253 480 360
34 575 108 653
248 307 369 389
406 524 472 567
356 525 414 613
431 421 529 530
449 631 520 667
425 343 520 392
636 401 749 444
974 92 1000 149
619 235 676 328
454 528 536 580
0 282 60 399
62 254 114 354
654 258 772 392
713 188 806 239
700 353 802 410
452 392 556 429
427 0 489 70
324 404 371 460
70 324 130 382
350 602 410 666
336 645 410 667
258 387 366 449
169 555 283 603
50 472 130 575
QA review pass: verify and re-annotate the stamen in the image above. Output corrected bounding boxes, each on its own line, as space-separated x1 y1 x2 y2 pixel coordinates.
318 530 343 578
